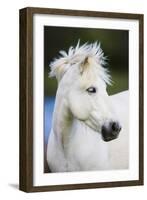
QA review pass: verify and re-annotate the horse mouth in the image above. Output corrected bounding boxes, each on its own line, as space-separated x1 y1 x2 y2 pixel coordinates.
102 135 118 142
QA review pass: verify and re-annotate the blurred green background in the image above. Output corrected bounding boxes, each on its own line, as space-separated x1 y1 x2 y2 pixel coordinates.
44 26 129 173
44 26 128 96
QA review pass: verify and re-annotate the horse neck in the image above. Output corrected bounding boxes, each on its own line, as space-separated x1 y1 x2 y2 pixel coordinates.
52 91 74 148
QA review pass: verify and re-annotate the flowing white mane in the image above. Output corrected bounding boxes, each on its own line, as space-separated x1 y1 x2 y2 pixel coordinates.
49 41 111 84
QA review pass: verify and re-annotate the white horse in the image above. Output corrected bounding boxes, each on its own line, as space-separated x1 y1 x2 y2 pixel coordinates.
47 42 129 172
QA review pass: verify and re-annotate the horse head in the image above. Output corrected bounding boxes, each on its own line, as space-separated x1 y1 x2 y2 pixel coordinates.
49 41 121 142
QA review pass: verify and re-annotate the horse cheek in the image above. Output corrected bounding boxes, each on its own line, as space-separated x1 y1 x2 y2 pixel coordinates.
68 92 91 120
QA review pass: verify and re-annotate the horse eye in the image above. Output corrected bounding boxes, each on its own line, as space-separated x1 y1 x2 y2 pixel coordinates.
86 87 97 94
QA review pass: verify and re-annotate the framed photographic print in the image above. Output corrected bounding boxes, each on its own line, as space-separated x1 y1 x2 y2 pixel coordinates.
19 7 144 192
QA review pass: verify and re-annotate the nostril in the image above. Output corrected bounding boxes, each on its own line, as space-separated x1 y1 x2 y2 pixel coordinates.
111 122 121 132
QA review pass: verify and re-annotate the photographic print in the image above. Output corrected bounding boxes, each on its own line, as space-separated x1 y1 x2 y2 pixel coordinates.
19 7 143 192
44 27 129 173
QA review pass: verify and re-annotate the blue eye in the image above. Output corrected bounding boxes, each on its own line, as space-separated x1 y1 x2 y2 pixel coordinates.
86 87 97 93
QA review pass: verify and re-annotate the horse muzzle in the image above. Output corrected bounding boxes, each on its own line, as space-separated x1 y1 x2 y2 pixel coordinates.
101 121 122 142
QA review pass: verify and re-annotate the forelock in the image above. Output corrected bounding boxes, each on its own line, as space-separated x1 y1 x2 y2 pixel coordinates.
49 41 111 85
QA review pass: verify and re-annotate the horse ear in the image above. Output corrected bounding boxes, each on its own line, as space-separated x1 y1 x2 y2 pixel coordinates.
80 56 90 74
49 59 69 82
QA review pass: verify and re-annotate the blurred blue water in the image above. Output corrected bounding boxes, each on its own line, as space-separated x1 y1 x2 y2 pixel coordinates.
44 96 55 145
